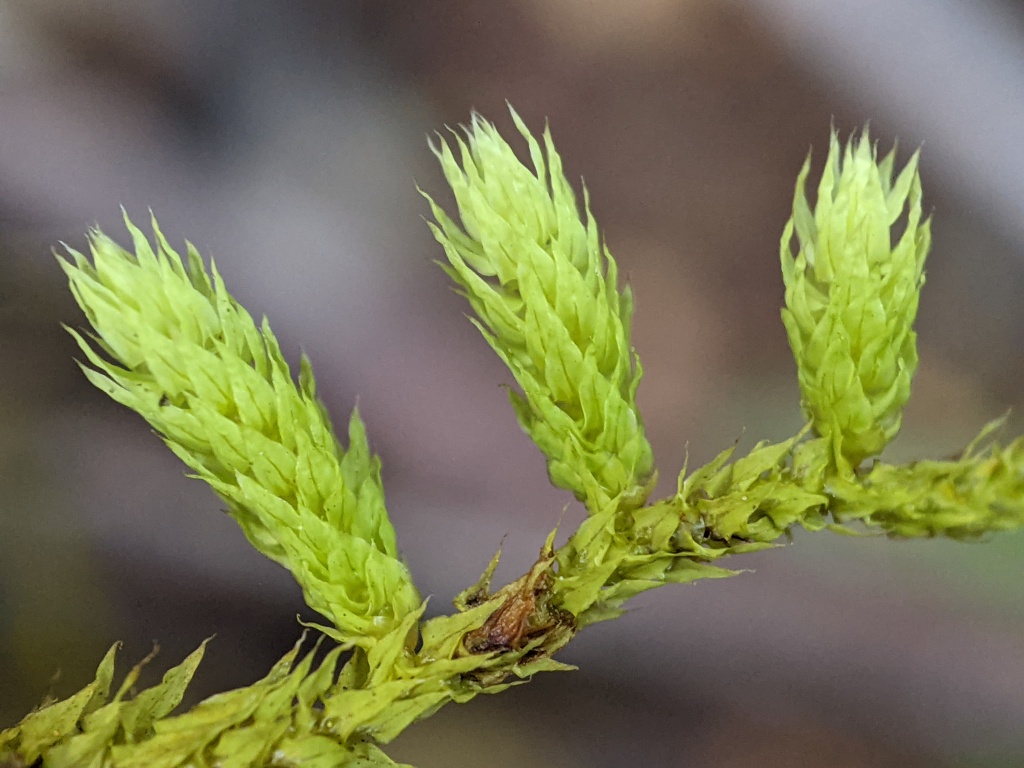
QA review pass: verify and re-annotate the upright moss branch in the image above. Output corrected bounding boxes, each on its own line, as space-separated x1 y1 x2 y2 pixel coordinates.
781 129 931 474
423 111 654 514
59 219 421 648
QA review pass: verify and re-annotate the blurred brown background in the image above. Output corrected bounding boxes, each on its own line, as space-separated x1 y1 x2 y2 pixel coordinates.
1 1 1023 766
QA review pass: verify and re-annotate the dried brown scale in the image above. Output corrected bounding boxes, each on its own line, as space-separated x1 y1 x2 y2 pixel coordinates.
463 569 561 654
441 539 579 691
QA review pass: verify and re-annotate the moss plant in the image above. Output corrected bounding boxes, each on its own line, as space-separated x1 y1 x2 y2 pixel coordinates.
2 110 1023 767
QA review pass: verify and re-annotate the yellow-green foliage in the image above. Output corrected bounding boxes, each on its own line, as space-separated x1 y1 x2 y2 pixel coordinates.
59 220 421 647
4 109 1023 768
423 112 654 513
781 130 931 473
0 638 406 767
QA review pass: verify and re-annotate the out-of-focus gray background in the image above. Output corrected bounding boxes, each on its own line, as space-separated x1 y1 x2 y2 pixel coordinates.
1 1 1023 766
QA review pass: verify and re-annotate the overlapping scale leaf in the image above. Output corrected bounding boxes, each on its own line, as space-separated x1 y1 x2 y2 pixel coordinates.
423 109 654 512
60 215 420 646
553 432 829 626
0 639 409 768
831 417 1024 537
781 129 931 472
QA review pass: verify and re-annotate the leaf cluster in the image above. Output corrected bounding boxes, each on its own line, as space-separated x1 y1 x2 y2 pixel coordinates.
4 110 1023 767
